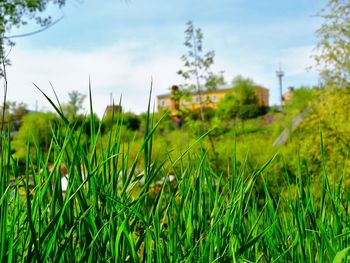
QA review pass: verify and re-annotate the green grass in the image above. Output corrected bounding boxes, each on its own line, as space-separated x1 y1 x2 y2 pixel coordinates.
1 90 350 262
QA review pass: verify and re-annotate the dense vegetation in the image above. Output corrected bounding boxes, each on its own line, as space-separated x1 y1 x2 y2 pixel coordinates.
0 84 350 261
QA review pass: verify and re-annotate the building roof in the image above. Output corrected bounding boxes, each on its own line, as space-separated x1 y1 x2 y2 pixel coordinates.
157 84 269 99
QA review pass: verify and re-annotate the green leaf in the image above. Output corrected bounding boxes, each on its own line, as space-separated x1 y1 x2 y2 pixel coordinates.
333 247 350 263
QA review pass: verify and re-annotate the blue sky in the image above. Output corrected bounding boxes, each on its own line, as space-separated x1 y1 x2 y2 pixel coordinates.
5 0 324 115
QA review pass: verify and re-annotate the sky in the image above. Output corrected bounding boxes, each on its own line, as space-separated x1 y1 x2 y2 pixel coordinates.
3 0 325 116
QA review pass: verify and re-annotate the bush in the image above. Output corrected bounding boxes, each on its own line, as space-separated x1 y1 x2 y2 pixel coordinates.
12 112 61 160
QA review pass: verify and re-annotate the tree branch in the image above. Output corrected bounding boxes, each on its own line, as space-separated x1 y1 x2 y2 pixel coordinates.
4 16 64 39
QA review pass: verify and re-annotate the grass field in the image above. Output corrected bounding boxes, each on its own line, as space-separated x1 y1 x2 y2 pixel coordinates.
1 91 350 262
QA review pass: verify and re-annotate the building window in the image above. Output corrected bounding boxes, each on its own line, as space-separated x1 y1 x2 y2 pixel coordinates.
194 96 200 104
212 95 217 102
160 100 166 107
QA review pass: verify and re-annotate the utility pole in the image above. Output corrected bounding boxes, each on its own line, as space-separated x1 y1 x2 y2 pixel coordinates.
276 66 284 110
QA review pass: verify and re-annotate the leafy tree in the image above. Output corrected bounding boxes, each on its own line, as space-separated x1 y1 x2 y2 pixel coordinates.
314 0 350 86
231 76 258 105
216 92 240 120
283 86 318 115
123 112 141 131
288 86 350 184
0 0 67 75
103 111 140 131
0 101 27 131
63 90 86 121
0 100 27 120
177 20 224 120
0 1 66 34
176 21 227 165
8 101 28 116
217 76 259 122
205 71 226 91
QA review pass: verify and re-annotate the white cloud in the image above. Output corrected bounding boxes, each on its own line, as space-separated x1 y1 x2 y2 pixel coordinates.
3 41 319 116
4 42 183 116
279 45 316 75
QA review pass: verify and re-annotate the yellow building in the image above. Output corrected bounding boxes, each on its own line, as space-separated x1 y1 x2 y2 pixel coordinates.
157 85 269 112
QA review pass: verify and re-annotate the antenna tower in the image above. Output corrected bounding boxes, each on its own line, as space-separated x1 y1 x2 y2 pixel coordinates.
276 66 284 109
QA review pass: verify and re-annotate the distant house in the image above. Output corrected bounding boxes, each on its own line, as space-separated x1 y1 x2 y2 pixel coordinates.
105 105 122 115
282 87 294 105
157 85 269 112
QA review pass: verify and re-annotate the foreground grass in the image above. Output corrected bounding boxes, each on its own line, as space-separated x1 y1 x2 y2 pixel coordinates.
1 91 350 262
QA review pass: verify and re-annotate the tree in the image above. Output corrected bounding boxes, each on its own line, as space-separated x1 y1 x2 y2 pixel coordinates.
231 76 258 106
0 1 68 138
217 76 260 125
283 86 318 115
103 111 140 131
177 20 224 120
63 90 86 121
287 86 350 182
314 0 350 86
0 1 67 76
205 71 225 91
0 100 27 119
0 101 27 131
0 1 66 33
